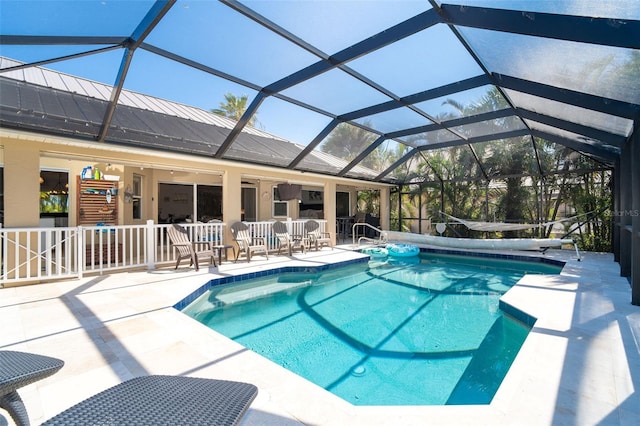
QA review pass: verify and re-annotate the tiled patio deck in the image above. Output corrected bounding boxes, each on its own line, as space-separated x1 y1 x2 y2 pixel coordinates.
1 246 638 425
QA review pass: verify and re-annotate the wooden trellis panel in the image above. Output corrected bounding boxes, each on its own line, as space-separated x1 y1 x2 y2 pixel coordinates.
77 177 118 226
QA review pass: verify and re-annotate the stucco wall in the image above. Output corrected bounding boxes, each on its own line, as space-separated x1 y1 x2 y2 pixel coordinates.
1 130 390 234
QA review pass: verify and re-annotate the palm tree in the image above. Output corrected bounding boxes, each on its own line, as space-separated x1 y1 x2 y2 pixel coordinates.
441 87 535 235
321 122 377 164
210 93 258 126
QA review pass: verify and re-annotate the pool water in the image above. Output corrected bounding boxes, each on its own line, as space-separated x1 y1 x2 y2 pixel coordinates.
181 253 562 406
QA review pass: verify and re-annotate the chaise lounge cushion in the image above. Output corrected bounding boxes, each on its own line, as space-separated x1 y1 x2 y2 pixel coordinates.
42 375 258 426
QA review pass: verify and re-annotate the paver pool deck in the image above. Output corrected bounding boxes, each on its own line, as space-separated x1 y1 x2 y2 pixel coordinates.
1 246 638 425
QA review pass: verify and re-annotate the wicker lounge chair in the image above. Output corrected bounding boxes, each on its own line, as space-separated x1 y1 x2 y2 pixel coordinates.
167 224 216 270
0 350 64 426
304 220 333 251
42 375 258 426
230 222 269 262
272 220 306 255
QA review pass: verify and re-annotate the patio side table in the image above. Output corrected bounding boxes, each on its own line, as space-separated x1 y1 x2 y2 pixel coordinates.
0 350 64 426
212 244 236 264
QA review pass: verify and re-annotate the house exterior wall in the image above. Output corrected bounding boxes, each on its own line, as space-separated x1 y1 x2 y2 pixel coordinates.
1 128 390 242
4 138 40 228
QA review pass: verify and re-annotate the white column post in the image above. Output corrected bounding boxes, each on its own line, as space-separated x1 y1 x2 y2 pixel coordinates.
77 226 84 279
146 219 156 270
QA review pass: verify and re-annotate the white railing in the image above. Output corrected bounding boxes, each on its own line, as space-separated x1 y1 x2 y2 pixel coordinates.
243 219 326 252
0 219 325 286
81 224 151 275
1 226 81 283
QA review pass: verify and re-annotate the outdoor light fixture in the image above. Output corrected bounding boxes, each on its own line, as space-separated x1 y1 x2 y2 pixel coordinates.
48 176 68 195
124 185 133 203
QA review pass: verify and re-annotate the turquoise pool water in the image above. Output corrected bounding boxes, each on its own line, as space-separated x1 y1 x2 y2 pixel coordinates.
181 252 562 406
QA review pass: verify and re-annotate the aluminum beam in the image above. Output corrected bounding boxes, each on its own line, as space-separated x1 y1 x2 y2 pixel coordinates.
264 9 440 94
494 73 640 120
287 119 340 168
340 75 490 122
97 0 176 142
375 148 419 182
530 130 619 163
518 108 628 148
214 91 268 158
337 136 386 177
440 4 640 49
419 128 531 152
0 35 126 45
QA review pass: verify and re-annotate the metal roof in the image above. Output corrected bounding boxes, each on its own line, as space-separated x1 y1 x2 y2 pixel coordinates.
0 57 290 140
1 1 638 184
0 70 366 177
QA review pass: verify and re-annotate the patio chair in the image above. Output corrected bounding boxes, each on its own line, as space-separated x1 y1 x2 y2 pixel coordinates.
42 375 258 425
167 224 216 271
304 220 333 251
230 222 269 262
272 220 306 256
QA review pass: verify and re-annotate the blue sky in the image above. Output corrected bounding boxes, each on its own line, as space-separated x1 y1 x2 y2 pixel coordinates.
3 1 636 147
0 1 458 145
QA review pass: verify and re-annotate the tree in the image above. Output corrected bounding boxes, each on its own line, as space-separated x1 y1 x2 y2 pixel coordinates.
357 190 380 216
210 93 258 126
320 122 377 166
567 169 612 252
442 88 536 236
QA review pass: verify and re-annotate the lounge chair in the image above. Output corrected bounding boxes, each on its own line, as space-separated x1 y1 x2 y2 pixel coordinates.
0 350 65 426
230 222 269 262
167 224 216 270
304 220 333 251
42 375 257 425
272 220 306 255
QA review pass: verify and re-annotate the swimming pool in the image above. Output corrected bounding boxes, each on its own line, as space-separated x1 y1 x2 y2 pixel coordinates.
179 252 563 406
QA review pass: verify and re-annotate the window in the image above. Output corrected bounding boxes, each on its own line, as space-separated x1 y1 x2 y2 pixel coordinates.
241 187 256 222
299 189 324 219
132 174 142 220
196 185 222 222
273 187 288 217
158 183 193 223
336 191 350 217
39 170 69 216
